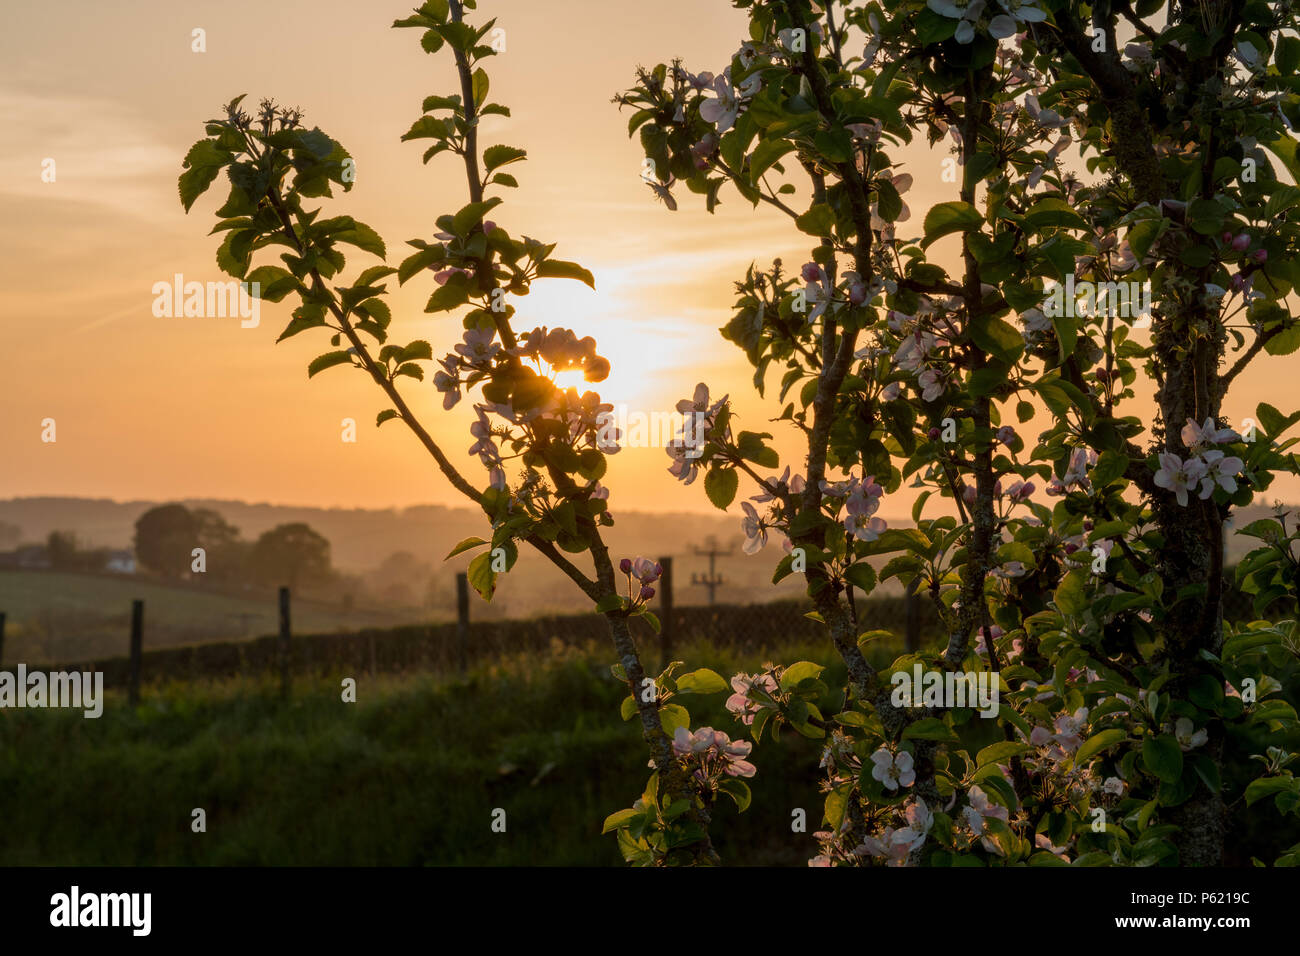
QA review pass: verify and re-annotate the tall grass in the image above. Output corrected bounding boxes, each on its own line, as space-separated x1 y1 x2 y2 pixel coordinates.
0 636 895 866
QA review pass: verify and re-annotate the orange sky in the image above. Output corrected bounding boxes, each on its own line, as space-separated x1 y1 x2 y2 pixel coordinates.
2 0 1297 515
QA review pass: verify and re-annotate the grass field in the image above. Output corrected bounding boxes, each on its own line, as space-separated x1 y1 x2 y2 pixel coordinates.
0 635 865 866
0 570 434 663
2 623 1296 866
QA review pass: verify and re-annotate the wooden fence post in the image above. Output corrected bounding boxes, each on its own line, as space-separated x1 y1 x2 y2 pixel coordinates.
128 599 144 706
658 556 674 665
278 586 291 701
0 611 6 667
455 573 470 673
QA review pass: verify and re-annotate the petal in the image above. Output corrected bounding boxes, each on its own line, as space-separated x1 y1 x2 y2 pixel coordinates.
989 14 1017 38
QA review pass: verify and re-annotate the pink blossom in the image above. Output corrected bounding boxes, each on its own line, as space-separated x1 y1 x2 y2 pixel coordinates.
726 671 778 726
740 501 768 554
1034 833 1070 860
1181 416 1239 451
845 512 886 543
1154 452 1208 506
630 557 663 585
1198 450 1244 498
870 748 915 790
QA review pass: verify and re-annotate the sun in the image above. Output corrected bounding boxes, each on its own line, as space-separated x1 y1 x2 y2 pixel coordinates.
553 368 589 391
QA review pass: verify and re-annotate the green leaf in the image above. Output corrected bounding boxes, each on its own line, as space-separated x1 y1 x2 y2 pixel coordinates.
602 808 640 834
244 265 299 302
795 203 836 237
446 536 488 559
483 144 527 172
1244 776 1298 806
595 594 624 613
675 668 729 695
398 247 444 284
452 197 503 235
976 741 1033 767
704 468 738 510
1054 568 1089 615
780 661 824 690
717 777 752 812
467 550 498 600
535 259 595 288
178 139 232 212
419 29 445 53
619 695 637 720
844 562 877 595
658 703 690 737
902 717 960 743
922 200 983 247
1141 734 1183 784
968 315 1024 363
1024 197 1088 230
307 351 354 378
334 222 387 259
1264 324 1300 357
376 409 401 427
748 139 796 184
400 340 434 362
472 67 490 107
1075 728 1128 765
1090 450 1128 488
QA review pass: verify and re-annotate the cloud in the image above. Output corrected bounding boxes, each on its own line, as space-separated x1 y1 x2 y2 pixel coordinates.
0 88 178 219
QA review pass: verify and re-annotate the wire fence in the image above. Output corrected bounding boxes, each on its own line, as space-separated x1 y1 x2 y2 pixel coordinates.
0 565 1282 694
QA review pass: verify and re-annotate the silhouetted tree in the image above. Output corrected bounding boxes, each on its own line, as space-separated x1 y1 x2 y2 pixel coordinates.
133 504 198 578
250 522 332 590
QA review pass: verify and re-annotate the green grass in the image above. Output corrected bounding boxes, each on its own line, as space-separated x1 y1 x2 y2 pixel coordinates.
5 624 1293 866
0 635 892 866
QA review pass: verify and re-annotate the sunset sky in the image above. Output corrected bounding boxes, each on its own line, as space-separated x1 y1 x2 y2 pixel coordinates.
3 0 1297 516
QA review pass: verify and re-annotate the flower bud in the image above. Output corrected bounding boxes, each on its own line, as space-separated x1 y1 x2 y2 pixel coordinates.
640 585 656 600
1232 233 1251 252
619 558 632 574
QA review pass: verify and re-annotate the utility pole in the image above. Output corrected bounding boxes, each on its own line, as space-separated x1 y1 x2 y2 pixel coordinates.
690 537 732 606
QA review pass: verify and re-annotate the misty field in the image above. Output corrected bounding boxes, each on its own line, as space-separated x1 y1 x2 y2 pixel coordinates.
0 570 434 663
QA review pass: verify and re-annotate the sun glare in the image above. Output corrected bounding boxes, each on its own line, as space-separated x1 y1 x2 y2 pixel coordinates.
553 368 589 392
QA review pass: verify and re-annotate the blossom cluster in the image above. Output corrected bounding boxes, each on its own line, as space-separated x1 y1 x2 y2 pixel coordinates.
667 726 756 779
1154 417 1244 506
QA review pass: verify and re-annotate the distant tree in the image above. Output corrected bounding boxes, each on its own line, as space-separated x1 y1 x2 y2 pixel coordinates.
46 530 79 570
250 522 332 590
0 521 20 549
193 508 247 582
133 504 198 578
